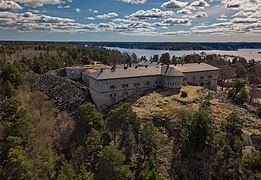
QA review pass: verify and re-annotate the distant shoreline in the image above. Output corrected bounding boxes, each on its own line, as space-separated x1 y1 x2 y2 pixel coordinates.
1 41 261 51
84 42 261 51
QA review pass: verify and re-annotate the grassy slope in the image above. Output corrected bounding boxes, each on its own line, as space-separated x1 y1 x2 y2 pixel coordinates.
127 86 260 179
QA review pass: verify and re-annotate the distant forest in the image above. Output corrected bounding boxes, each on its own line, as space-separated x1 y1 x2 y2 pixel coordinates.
83 42 261 51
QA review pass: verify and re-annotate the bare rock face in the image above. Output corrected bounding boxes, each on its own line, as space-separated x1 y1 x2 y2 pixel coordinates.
34 69 92 113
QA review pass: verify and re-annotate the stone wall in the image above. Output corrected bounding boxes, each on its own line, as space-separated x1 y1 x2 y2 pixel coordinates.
183 70 219 90
34 69 92 113
87 75 182 109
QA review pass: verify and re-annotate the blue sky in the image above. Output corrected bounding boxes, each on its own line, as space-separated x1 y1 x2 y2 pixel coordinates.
0 0 260 41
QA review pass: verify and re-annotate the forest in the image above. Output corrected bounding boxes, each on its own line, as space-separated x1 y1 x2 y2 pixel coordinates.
0 42 260 180
83 42 261 51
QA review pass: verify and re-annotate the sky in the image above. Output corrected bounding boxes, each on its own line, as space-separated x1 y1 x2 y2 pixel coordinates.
0 0 260 42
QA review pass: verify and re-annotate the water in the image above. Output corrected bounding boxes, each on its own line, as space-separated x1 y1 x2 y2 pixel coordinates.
105 47 261 61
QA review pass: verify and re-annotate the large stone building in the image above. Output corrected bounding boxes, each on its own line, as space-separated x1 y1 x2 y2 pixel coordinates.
65 62 219 109
82 65 183 109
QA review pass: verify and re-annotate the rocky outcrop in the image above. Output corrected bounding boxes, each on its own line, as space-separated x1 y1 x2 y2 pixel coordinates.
34 69 92 113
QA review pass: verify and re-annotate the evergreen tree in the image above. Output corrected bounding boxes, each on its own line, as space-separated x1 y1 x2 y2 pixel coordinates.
235 87 249 105
95 146 134 180
34 146 58 179
160 53 170 64
57 161 76 180
1 63 24 88
4 146 33 180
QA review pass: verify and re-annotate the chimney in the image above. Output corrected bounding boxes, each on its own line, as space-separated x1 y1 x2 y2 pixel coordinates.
111 66 115 72
98 68 103 76
129 63 132 67
164 64 169 74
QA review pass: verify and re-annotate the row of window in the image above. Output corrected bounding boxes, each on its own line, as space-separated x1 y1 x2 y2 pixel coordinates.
109 81 179 89
193 75 213 80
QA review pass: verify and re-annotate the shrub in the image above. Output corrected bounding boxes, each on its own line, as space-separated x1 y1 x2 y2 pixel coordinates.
235 88 249 105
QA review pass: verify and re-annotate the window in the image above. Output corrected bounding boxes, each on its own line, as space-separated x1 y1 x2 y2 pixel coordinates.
156 81 158 84
208 75 213 78
110 85 115 89
122 84 128 88
200 76 204 79
134 83 140 87
146 82 150 85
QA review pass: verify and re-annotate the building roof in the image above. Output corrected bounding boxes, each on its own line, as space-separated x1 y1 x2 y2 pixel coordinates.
138 60 162 66
87 65 183 80
172 63 219 73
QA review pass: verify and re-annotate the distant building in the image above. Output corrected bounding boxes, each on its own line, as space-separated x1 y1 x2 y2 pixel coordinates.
65 62 219 109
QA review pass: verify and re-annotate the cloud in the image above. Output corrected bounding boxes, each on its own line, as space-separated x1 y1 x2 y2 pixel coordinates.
190 0 209 8
14 0 61 7
113 18 133 23
162 30 191 35
191 11 208 18
161 0 188 9
75 8 80 13
0 0 22 11
126 8 174 20
231 17 258 24
96 12 118 19
177 8 192 14
120 0 147 4
162 18 190 25
57 5 70 8
89 9 98 13
222 0 260 11
232 11 252 17
87 17 95 20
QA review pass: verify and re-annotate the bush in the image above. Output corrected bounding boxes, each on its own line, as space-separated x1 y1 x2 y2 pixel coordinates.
235 88 249 105
180 91 188 98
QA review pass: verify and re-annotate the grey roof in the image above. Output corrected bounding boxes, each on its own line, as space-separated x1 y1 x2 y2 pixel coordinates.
138 60 162 66
87 65 183 80
173 63 219 73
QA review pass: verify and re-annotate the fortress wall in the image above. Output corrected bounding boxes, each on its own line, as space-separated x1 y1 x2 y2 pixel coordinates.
87 75 182 108
66 67 87 80
183 70 219 90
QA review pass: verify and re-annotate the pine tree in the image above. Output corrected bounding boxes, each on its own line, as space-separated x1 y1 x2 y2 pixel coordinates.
95 146 134 180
